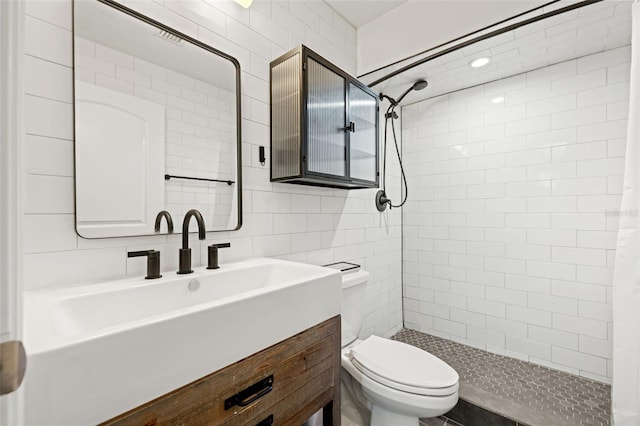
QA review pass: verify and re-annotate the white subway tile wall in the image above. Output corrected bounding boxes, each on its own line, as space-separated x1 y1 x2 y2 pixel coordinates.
402 46 630 383
75 36 237 229
23 0 401 339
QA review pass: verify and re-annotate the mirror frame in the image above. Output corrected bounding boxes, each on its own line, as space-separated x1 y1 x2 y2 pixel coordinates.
72 0 243 238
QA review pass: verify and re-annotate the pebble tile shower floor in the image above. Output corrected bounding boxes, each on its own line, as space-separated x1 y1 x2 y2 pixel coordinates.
391 329 611 426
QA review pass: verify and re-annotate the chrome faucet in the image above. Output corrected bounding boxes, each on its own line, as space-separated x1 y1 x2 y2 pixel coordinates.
177 209 206 274
154 210 174 233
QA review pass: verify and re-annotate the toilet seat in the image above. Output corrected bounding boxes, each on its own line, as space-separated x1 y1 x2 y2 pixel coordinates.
349 336 459 397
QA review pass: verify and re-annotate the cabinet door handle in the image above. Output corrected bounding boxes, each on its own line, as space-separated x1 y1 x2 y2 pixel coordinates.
343 122 355 132
224 375 274 410
256 414 274 426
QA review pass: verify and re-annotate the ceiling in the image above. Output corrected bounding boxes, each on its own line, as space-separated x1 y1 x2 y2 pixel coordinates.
331 0 559 76
326 0 408 28
360 0 633 106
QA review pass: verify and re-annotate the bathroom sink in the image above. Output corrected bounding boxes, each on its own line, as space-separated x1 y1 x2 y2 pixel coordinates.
33 258 337 338
22 258 341 425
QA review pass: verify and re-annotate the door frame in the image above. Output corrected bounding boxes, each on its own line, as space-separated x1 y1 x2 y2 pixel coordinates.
0 0 25 424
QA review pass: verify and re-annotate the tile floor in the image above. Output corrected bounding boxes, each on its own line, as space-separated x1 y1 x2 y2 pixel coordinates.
421 416 465 426
392 329 611 426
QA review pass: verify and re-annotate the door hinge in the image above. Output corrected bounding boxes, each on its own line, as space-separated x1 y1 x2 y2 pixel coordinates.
0 340 27 395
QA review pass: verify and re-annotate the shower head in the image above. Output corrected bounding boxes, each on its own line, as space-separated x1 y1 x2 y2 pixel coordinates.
380 79 428 107
412 80 428 91
395 79 428 105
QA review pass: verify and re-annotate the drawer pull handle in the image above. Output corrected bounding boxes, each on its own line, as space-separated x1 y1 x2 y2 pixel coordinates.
224 375 274 410
256 414 274 426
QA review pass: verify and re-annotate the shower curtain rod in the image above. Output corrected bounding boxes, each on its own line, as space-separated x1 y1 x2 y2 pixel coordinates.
358 0 560 80
365 0 603 89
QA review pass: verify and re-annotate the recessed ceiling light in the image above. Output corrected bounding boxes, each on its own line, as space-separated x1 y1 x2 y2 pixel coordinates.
470 57 490 68
491 96 505 104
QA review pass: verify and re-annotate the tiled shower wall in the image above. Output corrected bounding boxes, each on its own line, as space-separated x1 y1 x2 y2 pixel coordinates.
402 46 631 383
22 0 402 338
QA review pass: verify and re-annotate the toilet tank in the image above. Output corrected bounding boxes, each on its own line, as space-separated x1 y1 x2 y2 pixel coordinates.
341 270 369 347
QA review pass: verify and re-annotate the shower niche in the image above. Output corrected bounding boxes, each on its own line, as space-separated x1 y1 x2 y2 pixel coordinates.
270 45 379 189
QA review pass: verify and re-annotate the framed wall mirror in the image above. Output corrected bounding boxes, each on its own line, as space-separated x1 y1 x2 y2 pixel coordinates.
73 0 242 238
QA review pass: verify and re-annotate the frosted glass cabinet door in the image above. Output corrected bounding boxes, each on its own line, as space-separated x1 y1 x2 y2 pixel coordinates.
270 45 378 189
306 58 347 177
349 83 378 182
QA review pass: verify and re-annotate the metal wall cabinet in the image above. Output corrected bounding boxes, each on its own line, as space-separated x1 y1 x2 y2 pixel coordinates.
270 45 379 189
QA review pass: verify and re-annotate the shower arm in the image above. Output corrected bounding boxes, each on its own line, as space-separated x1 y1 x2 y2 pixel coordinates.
379 93 399 106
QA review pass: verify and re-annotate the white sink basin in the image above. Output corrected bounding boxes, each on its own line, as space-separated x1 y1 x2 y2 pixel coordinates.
23 258 341 425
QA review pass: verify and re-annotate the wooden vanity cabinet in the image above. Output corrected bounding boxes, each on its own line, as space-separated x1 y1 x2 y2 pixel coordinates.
101 316 341 426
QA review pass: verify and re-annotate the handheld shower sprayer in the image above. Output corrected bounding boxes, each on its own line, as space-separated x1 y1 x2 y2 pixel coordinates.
395 79 429 105
376 79 428 212
378 80 428 107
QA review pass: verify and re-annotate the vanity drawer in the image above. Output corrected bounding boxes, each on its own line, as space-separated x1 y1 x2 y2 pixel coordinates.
182 335 336 424
221 368 336 426
102 315 340 425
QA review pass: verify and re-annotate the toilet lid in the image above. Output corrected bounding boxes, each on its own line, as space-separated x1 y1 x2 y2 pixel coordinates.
349 336 459 396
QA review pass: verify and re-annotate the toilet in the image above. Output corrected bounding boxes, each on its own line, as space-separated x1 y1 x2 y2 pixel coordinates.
339 266 459 426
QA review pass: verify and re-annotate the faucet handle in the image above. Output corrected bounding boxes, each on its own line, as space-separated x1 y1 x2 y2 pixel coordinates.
210 243 231 249
128 250 162 279
207 243 231 270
